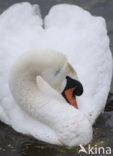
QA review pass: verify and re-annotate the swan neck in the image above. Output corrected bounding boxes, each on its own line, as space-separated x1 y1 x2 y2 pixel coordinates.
9 50 67 113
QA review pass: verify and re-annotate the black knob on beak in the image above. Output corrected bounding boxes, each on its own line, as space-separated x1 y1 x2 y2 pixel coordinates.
66 76 83 96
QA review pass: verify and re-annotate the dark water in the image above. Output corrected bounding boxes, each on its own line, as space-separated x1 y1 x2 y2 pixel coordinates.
0 108 113 156
0 0 113 156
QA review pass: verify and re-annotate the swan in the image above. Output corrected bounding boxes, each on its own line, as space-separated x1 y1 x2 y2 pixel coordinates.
0 2 112 146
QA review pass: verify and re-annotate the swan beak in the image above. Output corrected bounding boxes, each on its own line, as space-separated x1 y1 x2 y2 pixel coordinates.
65 87 78 109
62 76 83 109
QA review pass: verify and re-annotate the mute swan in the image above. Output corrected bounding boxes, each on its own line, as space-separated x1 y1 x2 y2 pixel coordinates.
0 2 112 146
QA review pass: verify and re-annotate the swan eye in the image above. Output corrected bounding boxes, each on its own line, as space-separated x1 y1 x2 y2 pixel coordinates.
54 68 61 76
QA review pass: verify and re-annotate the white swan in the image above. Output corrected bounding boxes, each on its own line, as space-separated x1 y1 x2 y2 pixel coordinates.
0 2 112 146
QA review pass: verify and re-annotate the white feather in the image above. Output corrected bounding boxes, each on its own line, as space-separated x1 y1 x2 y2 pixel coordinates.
0 2 112 146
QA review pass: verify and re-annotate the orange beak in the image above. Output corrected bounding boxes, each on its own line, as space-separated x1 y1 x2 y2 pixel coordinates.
65 87 78 109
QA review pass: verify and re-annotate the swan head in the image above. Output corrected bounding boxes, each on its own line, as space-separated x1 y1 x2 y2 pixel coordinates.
40 50 83 109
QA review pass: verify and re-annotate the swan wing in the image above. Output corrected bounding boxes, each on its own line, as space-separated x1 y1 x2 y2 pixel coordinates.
0 2 43 68
0 2 43 99
44 4 113 123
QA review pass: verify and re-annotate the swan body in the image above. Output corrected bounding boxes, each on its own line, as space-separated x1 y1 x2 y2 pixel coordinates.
0 2 112 146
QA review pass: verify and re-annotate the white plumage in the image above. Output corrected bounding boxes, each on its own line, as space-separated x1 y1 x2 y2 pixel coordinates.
0 2 112 146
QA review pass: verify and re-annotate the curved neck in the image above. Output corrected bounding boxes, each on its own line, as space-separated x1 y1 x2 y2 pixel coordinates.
9 49 67 116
